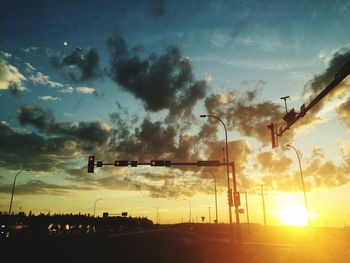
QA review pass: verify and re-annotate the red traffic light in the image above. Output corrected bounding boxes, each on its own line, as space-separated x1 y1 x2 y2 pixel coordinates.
150 160 164 166
87 156 95 173
114 160 128 166
233 191 241 206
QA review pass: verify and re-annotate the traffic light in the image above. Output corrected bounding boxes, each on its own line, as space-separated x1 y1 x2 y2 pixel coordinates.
150 160 165 166
227 189 233 207
267 123 278 149
87 156 95 173
197 160 220 166
164 160 171 167
114 160 128 166
233 191 241 206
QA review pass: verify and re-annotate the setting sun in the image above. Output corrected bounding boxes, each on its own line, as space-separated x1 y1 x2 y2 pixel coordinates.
276 199 308 226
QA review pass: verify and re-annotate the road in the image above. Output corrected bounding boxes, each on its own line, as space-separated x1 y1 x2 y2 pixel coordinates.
1 225 350 263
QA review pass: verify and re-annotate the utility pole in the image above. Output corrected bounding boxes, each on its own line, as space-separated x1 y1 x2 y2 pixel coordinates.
245 191 250 232
208 207 211 224
257 185 267 233
261 185 267 233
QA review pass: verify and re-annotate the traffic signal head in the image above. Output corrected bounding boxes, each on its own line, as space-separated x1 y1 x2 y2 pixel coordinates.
267 123 278 149
114 160 128 166
87 156 95 173
233 191 241 206
150 160 165 166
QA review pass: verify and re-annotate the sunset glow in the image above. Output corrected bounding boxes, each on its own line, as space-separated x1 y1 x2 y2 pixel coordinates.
0 0 350 229
277 202 308 226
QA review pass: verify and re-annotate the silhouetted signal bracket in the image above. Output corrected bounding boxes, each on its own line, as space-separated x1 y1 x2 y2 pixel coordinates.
268 58 350 149
87 157 235 173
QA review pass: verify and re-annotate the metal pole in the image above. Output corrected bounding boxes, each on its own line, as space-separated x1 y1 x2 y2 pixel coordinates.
93 198 103 217
245 191 250 232
286 144 311 226
200 115 233 228
208 207 211 223
9 170 29 215
261 185 267 232
204 170 218 224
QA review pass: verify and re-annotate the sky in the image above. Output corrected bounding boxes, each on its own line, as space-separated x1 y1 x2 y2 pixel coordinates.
1 0 350 227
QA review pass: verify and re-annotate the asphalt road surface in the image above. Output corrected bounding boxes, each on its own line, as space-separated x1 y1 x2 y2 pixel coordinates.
2 226 350 263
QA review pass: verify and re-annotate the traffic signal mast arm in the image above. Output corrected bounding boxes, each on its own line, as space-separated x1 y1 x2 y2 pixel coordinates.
271 58 350 142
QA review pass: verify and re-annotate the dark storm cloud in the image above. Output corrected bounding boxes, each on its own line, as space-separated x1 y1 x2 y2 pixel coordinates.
0 121 67 171
0 179 96 195
136 119 177 158
18 104 55 131
149 0 167 18
17 104 109 146
50 47 101 82
7 81 23 97
107 36 207 120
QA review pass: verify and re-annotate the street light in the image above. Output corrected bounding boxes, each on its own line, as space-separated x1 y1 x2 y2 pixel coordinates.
286 144 311 226
9 169 30 215
203 170 218 224
183 199 191 223
200 114 234 227
93 198 103 217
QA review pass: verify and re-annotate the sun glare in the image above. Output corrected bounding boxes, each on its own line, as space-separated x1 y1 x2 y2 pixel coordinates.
276 199 308 226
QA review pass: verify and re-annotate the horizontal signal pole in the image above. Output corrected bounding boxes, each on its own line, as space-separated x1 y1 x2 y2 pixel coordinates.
90 161 236 167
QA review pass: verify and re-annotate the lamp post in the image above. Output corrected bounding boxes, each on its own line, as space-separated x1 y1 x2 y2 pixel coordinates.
203 170 218 224
200 114 233 227
93 198 103 217
9 169 29 215
183 199 191 223
286 144 311 226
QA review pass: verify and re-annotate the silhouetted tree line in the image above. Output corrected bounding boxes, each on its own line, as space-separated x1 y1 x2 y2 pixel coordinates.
0 211 153 239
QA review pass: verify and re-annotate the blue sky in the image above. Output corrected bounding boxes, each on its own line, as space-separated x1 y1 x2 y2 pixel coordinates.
0 0 350 226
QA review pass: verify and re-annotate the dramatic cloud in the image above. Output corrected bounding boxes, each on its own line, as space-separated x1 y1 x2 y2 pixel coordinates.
336 98 350 128
0 179 96 195
257 151 292 174
149 0 167 18
298 49 350 129
17 104 109 147
75 86 99 96
107 36 207 120
38 96 61 101
0 121 67 171
261 146 350 191
7 81 25 97
204 90 292 146
0 58 26 94
25 62 64 88
50 47 101 83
